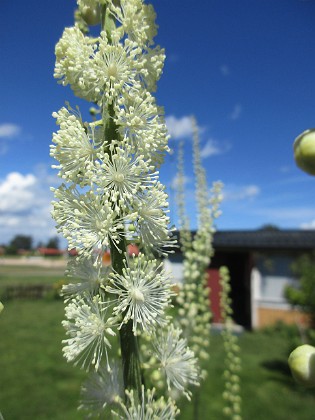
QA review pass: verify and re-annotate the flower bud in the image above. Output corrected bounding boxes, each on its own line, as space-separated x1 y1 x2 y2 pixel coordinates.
288 344 315 387
80 6 101 26
293 129 315 175
0 301 3 314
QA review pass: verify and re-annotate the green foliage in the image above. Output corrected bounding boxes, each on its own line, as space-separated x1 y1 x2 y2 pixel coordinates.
45 237 60 249
0 264 66 300
9 234 33 252
1 297 315 419
284 253 315 325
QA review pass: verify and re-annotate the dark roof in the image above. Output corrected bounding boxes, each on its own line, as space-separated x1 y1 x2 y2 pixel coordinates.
173 229 315 251
212 230 315 250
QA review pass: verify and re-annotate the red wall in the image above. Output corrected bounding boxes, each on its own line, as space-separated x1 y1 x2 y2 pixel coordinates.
207 268 222 323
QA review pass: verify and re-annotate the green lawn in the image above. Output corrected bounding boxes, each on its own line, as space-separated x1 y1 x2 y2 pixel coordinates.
0 263 65 294
0 265 315 419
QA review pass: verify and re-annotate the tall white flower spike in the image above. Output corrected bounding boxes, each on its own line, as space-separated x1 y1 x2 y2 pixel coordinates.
51 0 195 416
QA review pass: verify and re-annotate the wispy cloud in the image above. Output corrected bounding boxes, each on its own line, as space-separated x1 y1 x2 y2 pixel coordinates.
253 206 315 222
224 184 260 201
168 53 179 63
229 104 242 121
165 115 193 139
170 174 191 190
0 123 22 155
200 138 231 159
220 64 230 76
0 123 21 138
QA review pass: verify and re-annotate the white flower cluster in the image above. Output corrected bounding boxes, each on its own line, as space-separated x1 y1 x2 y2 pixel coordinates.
106 253 174 333
112 386 180 419
51 0 199 416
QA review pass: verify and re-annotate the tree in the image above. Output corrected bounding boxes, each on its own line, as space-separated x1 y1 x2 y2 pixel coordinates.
7 235 33 254
285 253 315 327
45 237 59 249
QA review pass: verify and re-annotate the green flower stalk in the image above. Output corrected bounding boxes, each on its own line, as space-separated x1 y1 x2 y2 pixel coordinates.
219 266 242 420
176 117 223 371
51 0 197 416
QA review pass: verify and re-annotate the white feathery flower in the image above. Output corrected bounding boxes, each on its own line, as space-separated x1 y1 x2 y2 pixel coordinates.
112 386 179 419
62 292 116 371
134 183 176 255
51 106 100 184
61 256 111 300
54 25 99 102
139 45 165 92
115 92 170 165
93 144 158 211
94 32 142 103
106 253 173 333
109 0 157 47
52 185 125 258
151 325 200 400
79 361 124 417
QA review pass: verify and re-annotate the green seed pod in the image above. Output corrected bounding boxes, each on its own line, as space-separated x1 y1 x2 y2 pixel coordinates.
293 129 315 175
288 344 315 387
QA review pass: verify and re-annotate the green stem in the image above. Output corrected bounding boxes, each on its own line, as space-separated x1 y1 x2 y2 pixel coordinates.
104 80 142 403
110 236 143 401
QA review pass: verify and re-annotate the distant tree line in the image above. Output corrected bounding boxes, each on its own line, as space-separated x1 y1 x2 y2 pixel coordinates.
1 235 60 255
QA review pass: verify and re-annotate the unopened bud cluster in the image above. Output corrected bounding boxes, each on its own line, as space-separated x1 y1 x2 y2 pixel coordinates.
175 117 223 378
219 266 242 420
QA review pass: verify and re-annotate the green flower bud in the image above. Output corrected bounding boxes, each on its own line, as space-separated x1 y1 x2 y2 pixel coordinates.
0 301 3 314
293 129 315 175
288 344 315 387
80 6 101 26
151 369 162 382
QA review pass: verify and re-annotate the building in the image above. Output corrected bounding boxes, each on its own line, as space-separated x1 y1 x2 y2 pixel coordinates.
166 229 315 329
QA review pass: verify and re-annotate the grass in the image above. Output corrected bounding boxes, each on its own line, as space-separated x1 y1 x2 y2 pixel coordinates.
0 261 66 300
0 264 65 292
1 264 315 419
0 300 85 420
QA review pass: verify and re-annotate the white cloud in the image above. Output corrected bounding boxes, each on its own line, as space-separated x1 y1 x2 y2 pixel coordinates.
0 172 37 212
220 64 230 76
229 104 242 121
0 171 58 245
0 123 21 138
224 184 260 201
200 138 231 159
300 220 315 229
165 115 193 139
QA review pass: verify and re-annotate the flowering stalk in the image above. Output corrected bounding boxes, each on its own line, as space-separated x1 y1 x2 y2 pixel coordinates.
51 0 196 416
174 117 225 418
219 266 242 420
176 117 223 370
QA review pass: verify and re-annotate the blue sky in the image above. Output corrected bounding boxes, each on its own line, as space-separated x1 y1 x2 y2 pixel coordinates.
1 0 315 246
